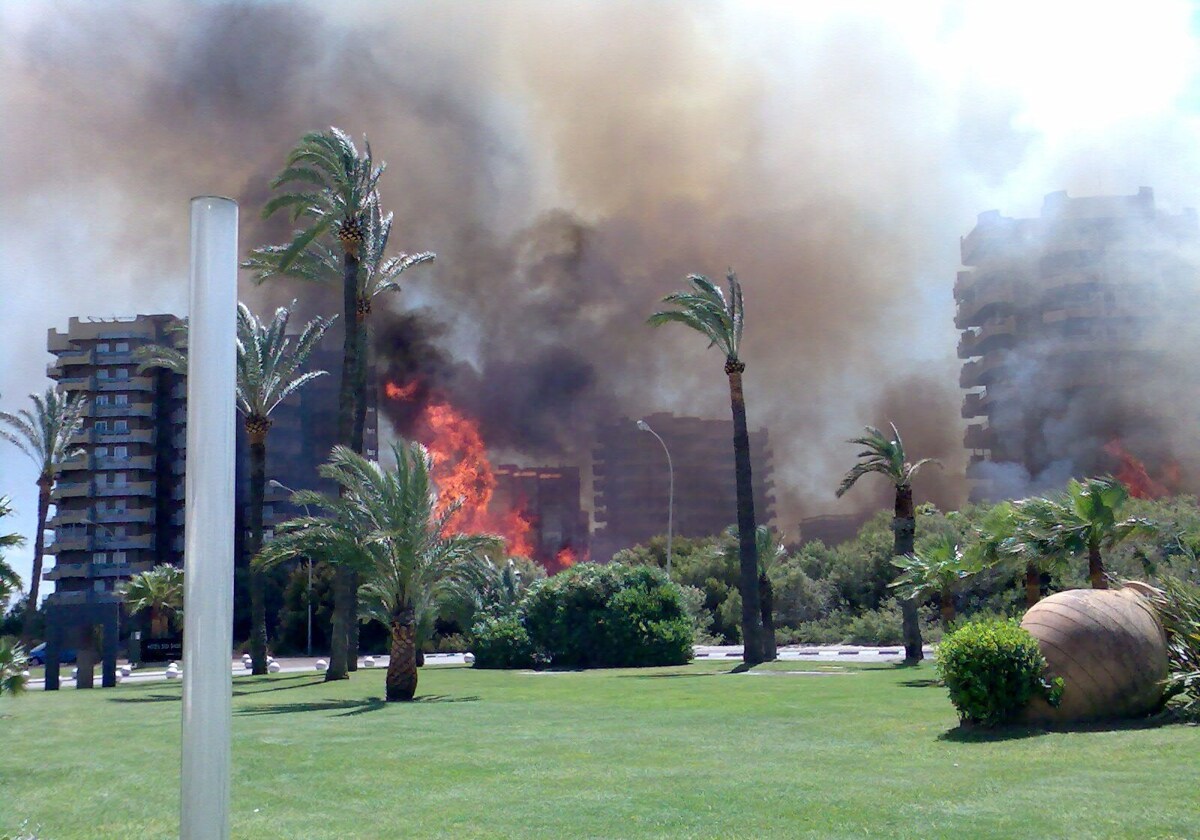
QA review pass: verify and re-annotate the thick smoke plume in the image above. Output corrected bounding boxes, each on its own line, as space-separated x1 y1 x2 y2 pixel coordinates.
5 1 1200 556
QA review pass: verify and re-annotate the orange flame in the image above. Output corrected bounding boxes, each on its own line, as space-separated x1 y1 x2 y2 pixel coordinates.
1103 439 1171 500
386 380 535 558
554 546 578 571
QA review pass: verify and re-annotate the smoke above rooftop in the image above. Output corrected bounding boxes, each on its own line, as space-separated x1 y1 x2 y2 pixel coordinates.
4 0 1200 563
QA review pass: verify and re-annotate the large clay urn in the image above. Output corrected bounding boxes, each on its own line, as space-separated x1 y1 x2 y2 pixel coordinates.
1020 586 1168 724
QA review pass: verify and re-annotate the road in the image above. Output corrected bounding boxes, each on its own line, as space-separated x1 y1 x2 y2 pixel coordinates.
25 645 932 690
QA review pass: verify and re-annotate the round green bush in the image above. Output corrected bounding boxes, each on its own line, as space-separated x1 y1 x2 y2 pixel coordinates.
522 563 693 668
935 618 1062 727
470 614 535 670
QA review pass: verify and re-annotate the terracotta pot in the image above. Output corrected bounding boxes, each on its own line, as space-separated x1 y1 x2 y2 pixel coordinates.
1020 587 1168 724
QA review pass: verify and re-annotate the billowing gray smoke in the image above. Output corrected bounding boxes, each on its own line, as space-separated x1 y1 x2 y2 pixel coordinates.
8 2 1196 541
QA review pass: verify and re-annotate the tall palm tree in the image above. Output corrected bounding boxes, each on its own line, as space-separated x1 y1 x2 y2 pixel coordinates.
0 388 87 638
1010 477 1148 592
836 423 938 663
118 564 184 638
138 302 333 674
650 272 769 664
248 200 434 675
0 497 26 615
258 442 501 701
261 128 437 680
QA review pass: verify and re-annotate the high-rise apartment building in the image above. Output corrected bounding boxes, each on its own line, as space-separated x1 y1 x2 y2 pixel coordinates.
956 188 1200 500
591 412 776 562
42 315 187 687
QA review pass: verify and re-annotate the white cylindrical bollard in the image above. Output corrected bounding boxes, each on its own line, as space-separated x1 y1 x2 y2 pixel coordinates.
181 196 237 840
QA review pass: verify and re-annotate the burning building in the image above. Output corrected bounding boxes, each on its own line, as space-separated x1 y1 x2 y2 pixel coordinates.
591 413 776 562
493 464 588 571
956 187 1200 501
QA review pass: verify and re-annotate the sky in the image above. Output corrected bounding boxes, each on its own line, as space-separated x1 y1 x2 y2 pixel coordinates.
3 0 1200 596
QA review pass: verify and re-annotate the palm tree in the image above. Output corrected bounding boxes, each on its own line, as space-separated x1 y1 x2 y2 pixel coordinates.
258 442 501 701
649 272 769 664
836 423 938 663
260 128 436 680
892 533 981 625
138 302 332 674
0 636 27 697
0 497 26 615
721 524 783 659
118 564 184 638
1010 477 1148 593
0 388 87 638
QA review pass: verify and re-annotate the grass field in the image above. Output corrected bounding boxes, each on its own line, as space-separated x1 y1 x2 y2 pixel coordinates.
2 660 1197 839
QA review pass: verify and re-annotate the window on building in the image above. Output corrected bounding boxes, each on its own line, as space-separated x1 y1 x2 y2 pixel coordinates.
95 420 108 432
96 446 108 458
114 525 127 537
114 446 128 459
114 473 127 487
94 552 108 564
115 368 129 380
115 342 129 352
96 395 110 406
115 394 128 406
97 343 110 353
113 551 127 564
114 420 128 432
94 579 105 592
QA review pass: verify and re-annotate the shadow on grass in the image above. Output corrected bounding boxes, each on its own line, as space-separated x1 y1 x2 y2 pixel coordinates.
233 677 327 696
108 693 181 704
898 678 942 688
107 675 325 704
236 697 388 717
616 672 717 679
939 714 1182 742
235 693 481 717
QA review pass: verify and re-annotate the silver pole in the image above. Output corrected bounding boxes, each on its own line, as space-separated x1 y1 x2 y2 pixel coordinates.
181 196 237 840
636 420 674 578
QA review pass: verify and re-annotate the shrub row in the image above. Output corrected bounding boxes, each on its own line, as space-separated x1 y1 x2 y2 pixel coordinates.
472 563 693 669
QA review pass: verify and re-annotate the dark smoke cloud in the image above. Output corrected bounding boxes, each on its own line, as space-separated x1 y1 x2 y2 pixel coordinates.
5 0 1199 558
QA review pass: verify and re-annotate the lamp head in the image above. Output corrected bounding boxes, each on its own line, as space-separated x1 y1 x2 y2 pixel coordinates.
636 420 650 432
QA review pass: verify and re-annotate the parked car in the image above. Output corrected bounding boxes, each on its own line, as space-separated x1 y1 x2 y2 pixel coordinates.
25 643 77 666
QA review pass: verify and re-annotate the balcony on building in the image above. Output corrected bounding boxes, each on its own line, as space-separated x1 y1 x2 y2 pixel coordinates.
96 375 156 394
95 480 156 498
94 508 154 525
44 562 90 580
57 375 95 392
95 404 154 418
959 353 1008 389
45 534 90 554
961 391 992 419
97 428 155 445
94 534 154 551
54 481 92 499
44 590 124 606
49 508 91 527
963 423 995 452
95 454 154 472
957 315 1016 359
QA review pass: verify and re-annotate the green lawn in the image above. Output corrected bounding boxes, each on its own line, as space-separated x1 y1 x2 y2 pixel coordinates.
2 660 1197 839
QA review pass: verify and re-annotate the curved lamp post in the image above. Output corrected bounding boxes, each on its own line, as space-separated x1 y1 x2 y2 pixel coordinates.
636 419 674 577
268 479 312 657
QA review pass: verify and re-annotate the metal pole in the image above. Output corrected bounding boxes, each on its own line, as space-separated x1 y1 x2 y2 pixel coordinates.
181 196 237 840
637 420 674 578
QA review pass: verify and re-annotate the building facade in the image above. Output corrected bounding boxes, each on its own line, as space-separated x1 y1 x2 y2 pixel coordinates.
591 412 776 562
493 464 588 571
956 187 1200 500
43 315 187 686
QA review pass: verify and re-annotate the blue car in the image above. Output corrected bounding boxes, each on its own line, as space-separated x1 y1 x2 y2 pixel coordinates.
25 643 76 666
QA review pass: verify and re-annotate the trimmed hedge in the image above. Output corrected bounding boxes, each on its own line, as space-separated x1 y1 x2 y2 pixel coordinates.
936 618 1062 727
472 563 693 669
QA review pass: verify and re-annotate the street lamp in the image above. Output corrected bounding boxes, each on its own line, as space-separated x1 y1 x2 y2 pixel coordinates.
636 419 674 578
268 479 312 657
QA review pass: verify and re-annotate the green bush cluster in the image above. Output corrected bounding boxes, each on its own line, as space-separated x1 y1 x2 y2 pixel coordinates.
935 618 1062 727
471 563 693 669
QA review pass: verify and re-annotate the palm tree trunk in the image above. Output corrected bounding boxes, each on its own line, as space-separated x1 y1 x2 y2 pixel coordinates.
22 475 52 642
248 432 269 675
1025 563 1041 608
327 250 362 682
725 362 766 664
939 588 956 626
1088 540 1107 589
893 483 923 663
385 608 418 702
758 571 776 660
347 316 370 673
